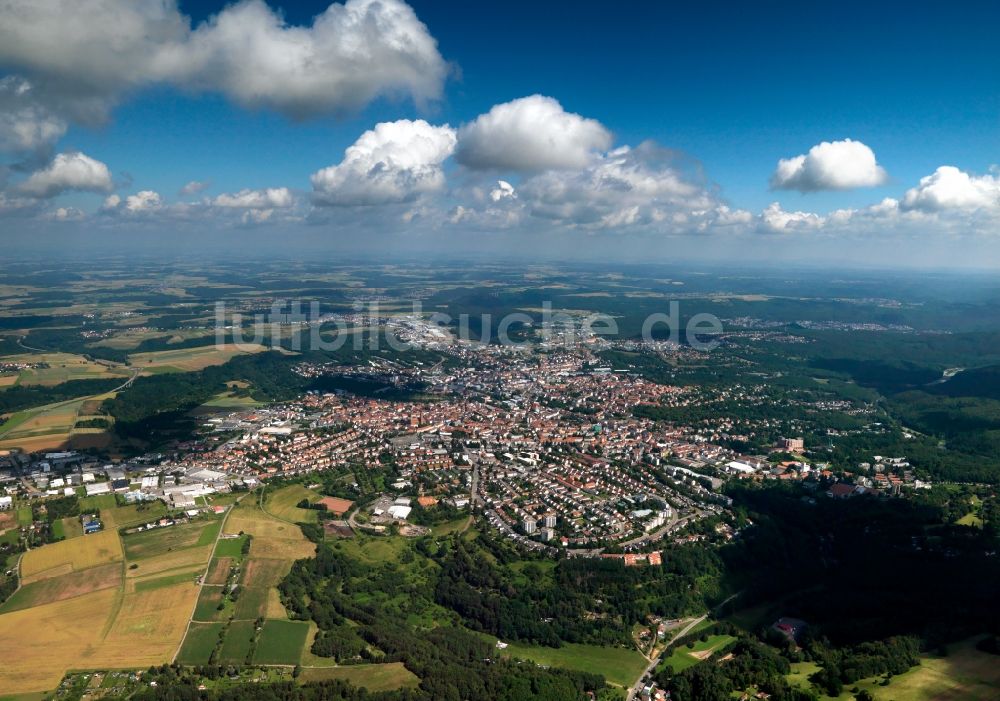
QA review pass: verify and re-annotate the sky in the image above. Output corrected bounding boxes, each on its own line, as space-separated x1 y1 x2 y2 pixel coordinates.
0 0 998 266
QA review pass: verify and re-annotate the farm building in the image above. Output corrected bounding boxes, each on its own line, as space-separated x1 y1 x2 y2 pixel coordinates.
85 481 111 496
0 496 12 510
388 505 412 520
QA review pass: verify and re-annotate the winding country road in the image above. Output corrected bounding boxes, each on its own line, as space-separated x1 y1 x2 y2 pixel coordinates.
625 591 742 701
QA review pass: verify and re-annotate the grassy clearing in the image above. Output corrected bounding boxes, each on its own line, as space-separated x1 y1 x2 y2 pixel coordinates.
20 530 122 582
78 493 117 511
264 484 320 524
298 663 419 691
101 502 167 529
253 619 310 665
57 516 84 539
659 634 737 673
486 635 648 688
176 622 225 665
16 507 32 526
784 637 1000 700
214 534 248 558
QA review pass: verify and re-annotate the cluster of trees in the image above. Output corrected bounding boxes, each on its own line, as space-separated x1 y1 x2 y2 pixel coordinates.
723 484 1000 646
434 535 720 648
104 352 307 436
655 638 813 701
0 377 121 418
35 494 81 522
274 540 610 700
807 636 920 697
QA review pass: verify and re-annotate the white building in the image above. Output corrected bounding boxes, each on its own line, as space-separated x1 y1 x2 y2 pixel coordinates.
388 504 412 520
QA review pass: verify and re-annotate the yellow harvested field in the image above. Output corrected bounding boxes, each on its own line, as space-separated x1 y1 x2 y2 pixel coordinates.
124 544 214 580
265 587 288 618
93 582 200 667
0 587 118 694
21 530 123 583
228 501 316 559
130 343 266 372
0 373 18 387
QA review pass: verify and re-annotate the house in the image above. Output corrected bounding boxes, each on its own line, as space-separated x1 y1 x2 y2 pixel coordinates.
0 495 12 510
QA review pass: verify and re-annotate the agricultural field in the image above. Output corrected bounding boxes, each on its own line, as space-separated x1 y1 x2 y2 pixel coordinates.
125 544 213 581
0 352 131 387
175 622 225 665
298 663 420 691
55 516 84 539
0 561 121 613
90 328 215 351
234 583 271 620
0 509 18 534
205 556 235 585
252 619 310 665
0 587 119 694
122 517 221 560
129 343 266 374
20 530 122 583
218 620 256 664
0 398 87 452
226 498 315 561
94 581 200 667
263 484 321 524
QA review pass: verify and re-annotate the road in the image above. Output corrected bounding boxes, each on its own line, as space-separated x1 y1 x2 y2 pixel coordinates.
626 615 708 701
171 493 245 663
624 591 742 701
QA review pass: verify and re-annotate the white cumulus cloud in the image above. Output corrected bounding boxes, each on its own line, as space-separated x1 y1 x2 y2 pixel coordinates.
0 0 447 152
771 138 888 192
213 187 293 209
456 95 612 172
759 202 825 232
490 180 516 202
311 119 456 206
179 180 210 196
900 166 1000 212
19 151 113 198
518 142 716 229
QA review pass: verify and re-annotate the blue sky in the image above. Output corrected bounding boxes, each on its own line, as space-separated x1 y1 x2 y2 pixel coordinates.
1 0 999 265
66 0 1000 211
